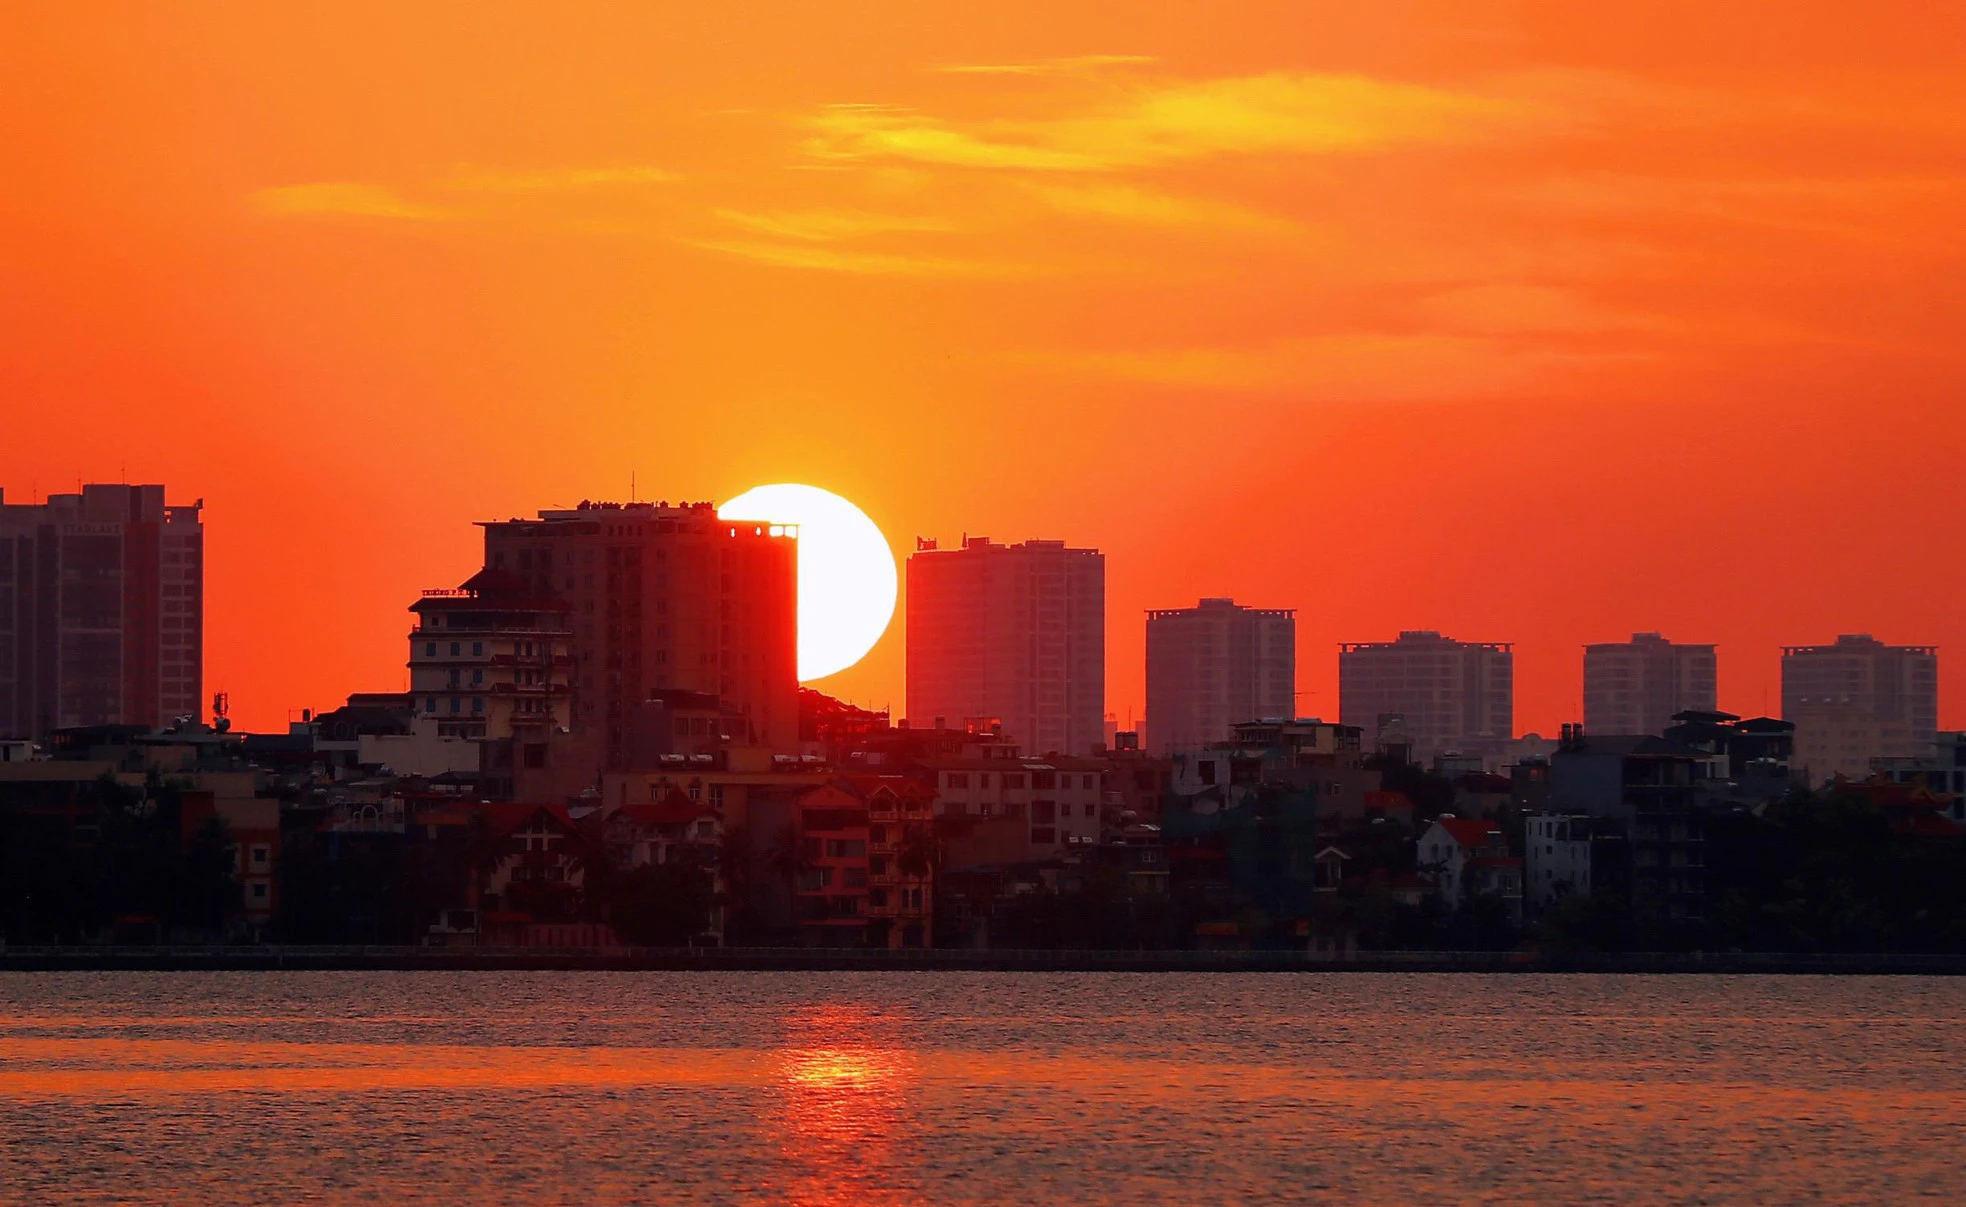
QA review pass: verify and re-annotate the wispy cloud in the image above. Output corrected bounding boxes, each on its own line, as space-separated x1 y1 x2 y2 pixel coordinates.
1022 180 1292 231
710 208 955 242
248 182 450 220
802 72 1525 171
932 54 1156 77
1034 333 1638 400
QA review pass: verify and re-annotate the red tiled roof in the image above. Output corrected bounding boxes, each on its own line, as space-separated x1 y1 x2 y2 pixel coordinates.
1894 813 1964 838
1365 790 1416 811
1434 816 1503 848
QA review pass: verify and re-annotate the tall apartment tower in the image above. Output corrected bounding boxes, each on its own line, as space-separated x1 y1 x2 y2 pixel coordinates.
907 536 1105 757
0 484 203 737
1145 598 1295 753
1781 634 1940 744
1583 633 1718 736
1338 631 1513 762
475 500 798 767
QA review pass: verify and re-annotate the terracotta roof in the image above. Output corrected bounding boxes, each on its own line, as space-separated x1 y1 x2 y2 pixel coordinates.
1364 790 1416 812
1433 816 1504 848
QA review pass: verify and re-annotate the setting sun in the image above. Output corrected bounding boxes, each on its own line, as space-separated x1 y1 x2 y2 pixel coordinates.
720 483 898 682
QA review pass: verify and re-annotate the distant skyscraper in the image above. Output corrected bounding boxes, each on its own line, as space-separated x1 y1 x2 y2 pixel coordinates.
1338 631 1513 762
1146 598 1295 753
1782 634 1939 744
907 536 1104 756
476 500 798 766
1583 633 1718 736
0 484 203 736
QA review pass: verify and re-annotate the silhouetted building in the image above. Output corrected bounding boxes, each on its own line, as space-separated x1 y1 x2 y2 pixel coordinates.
408 569 572 741
1338 631 1513 763
0 484 202 736
1549 727 1709 925
906 536 1104 757
1782 634 1939 744
1145 598 1294 754
1584 632 1716 737
476 501 798 770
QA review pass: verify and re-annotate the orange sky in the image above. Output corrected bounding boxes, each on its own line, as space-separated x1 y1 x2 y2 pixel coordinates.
3 2 1961 736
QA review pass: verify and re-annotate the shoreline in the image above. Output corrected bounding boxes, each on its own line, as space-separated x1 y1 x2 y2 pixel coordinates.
2 946 1962 975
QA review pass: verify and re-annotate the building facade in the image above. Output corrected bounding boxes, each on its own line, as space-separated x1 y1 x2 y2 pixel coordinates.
476 500 799 769
1781 634 1939 745
0 484 203 737
1338 631 1513 763
1583 633 1717 737
906 536 1105 757
1145 598 1295 754
408 569 573 742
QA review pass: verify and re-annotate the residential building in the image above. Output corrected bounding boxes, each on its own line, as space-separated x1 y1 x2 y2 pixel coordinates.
1338 631 1513 763
1789 706 1923 783
927 752 1105 856
1584 633 1717 737
1548 727 1709 925
907 536 1104 757
1782 634 1939 744
477 500 799 770
854 774 935 949
408 568 573 743
791 782 873 946
1145 598 1295 754
1416 816 1523 920
0 484 203 736
1523 814 1593 913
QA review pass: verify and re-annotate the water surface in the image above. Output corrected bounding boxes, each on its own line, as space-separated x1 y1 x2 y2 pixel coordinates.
1 972 1961 1203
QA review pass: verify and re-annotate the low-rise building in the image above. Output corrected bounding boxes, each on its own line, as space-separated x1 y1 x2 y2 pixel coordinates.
1416 816 1522 920
1523 814 1593 913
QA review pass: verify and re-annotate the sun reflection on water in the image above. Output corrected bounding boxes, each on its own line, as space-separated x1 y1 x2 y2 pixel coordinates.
772 1006 916 1207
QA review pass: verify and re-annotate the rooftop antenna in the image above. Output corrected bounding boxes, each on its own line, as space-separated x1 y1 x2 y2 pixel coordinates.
631 471 637 503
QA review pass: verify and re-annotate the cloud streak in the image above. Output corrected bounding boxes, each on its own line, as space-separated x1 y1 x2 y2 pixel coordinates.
802 72 1525 170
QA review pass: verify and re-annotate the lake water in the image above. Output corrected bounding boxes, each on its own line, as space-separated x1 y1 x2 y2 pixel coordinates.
1 972 1961 1204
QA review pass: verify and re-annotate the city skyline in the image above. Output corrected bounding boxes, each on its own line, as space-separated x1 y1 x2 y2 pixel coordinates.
2 480 1952 748
5 5 1963 739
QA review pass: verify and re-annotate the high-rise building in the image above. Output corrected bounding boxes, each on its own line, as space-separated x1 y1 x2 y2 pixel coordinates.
1781 634 1939 744
1145 598 1295 753
475 500 798 767
1583 632 1718 736
0 484 203 737
1338 631 1513 762
907 536 1104 757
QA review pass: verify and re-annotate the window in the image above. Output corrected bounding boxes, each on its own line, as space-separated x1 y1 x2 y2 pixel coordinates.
945 772 969 789
1085 803 1096 817
979 773 990 788
1003 773 1025 790
449 697 461 713
425 696 437 712
471 669 483 685
250 882 268 900
424 642 436 658
1033 772 1056 790
472 642 484 656
450 642 461 656
472 699 484 714
250 845 270 867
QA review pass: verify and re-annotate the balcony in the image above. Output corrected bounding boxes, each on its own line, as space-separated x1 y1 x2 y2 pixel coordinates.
868 805 900 823
870 871 898 886
869 840 896 855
